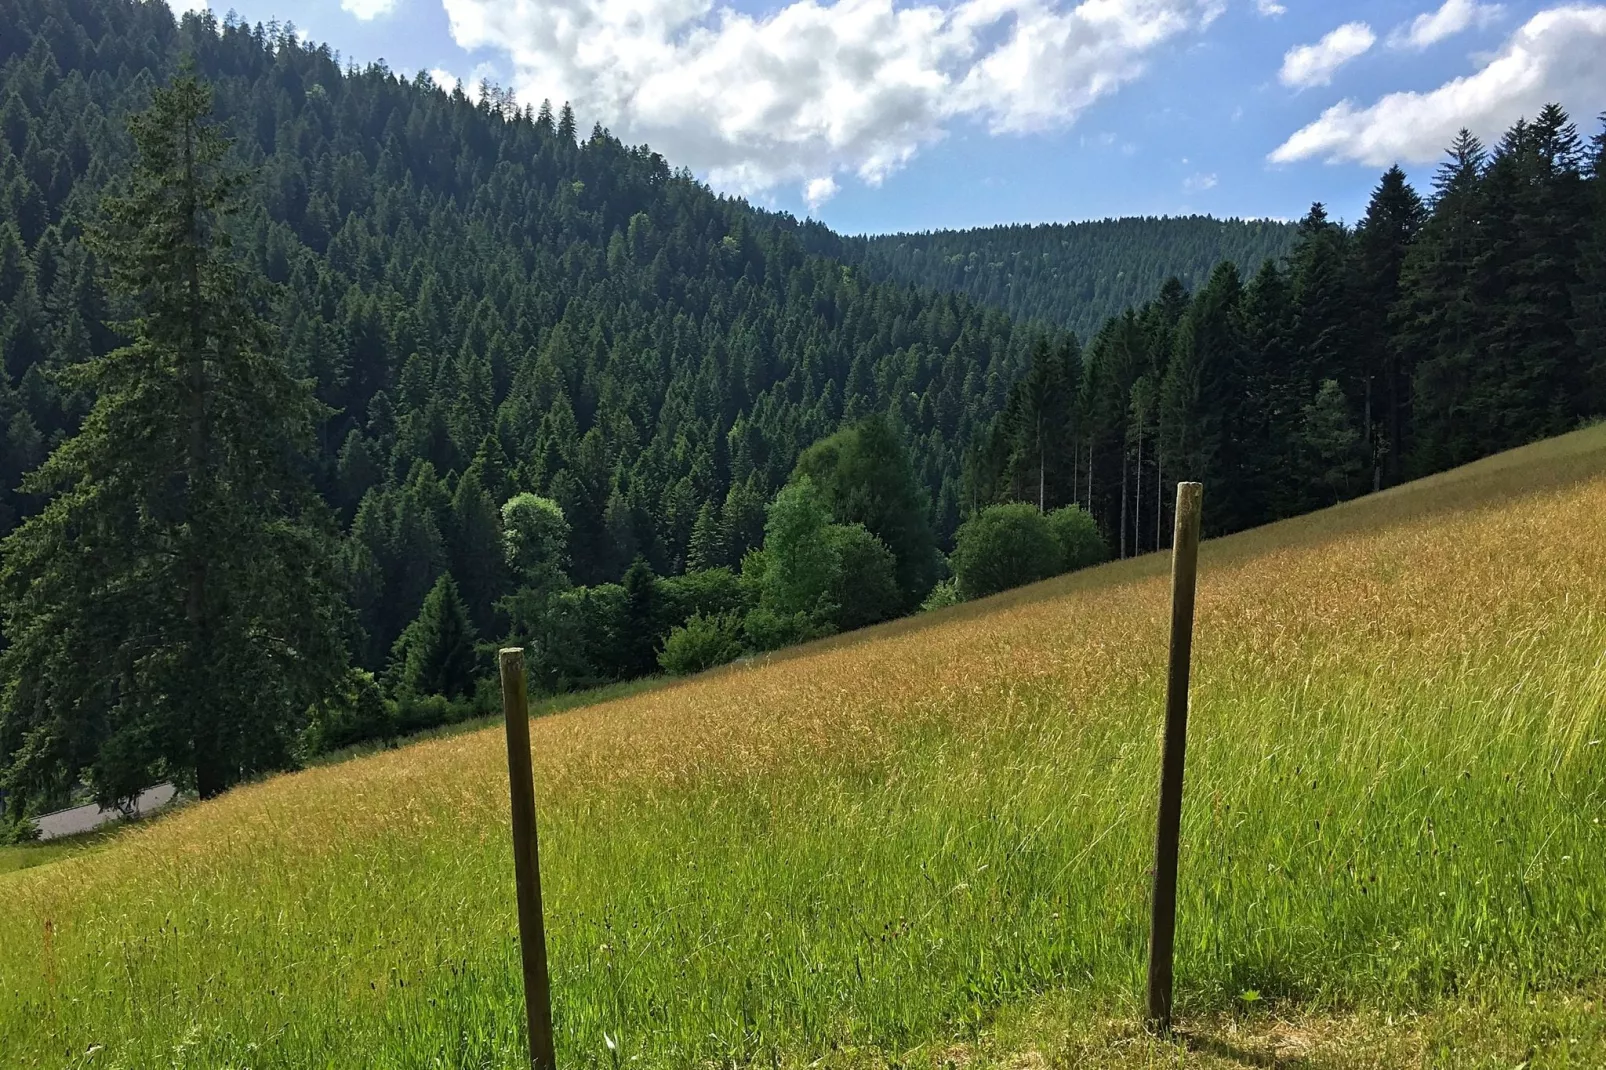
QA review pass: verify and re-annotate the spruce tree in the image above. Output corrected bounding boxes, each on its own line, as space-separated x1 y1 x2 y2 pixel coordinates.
1573 117 1606 412
686 502 724 572
0 75 347 810
392 573 478 700
621 556 660 678
1350 167 1425 487
1397 129 1488 474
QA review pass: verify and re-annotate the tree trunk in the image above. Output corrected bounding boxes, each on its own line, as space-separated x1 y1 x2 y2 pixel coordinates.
1038 413 1045 513
1365 375 1380 492
1155 447 1163 551
1134 431 1143 555
181 110 216 797
1120 449 1128 560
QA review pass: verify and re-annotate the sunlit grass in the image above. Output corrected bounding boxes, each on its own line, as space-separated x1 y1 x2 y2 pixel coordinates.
3 427 1605 1069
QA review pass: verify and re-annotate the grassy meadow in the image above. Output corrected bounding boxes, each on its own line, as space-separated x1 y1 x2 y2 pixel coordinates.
3 427 1606 1068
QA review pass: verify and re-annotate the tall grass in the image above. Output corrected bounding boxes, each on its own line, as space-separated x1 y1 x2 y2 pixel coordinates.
2 428 1604 1068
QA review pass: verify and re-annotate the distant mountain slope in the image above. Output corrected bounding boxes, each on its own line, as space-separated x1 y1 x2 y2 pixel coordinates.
839 217 1299 339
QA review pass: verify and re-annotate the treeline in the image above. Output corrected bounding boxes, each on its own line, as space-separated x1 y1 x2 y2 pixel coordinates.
968 112 1606 551
831 217 1299 340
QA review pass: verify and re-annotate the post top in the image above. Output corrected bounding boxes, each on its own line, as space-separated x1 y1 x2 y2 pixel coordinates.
499 646 525 657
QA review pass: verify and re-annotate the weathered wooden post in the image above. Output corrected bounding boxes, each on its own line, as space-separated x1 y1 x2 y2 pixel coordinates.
1146 481 1202 1033
500 647 557 1070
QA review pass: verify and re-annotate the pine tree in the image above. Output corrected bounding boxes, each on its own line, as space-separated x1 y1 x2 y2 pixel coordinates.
392 573 478 700
1398 129 1488 474
0 75 348 810
450 467 505 635
686 501 724 572
621 556 660 678
1573 116 1606 412
1350 167 1425 487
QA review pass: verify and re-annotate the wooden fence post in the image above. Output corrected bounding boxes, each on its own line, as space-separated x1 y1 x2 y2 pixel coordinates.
500 647 557 1070
1145 481 1202 1033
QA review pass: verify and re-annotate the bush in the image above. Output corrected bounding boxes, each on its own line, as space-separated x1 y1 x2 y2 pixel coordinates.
658 567 752 630
1045 505 1108 572
659 612 746 675
950 503 1062 599
823 523 901 631
742 606 833 652
392 693 482 736
302 669 396 755
919 578 964 612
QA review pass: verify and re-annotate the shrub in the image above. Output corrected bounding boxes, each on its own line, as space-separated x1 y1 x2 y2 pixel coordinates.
950 503 1062 599
919 578 964 612
659 612 746 676
302 669 395 755
1045 505 1108 572
742 606 833 652
823 523 901 631
392 694 470 736
658 567 752 630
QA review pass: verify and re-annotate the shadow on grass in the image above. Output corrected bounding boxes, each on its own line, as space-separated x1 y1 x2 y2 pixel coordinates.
1177 1028 1316 1069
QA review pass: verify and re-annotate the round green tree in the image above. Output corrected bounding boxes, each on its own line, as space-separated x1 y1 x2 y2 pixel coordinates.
950 503 1063 600
1045 505 1108 572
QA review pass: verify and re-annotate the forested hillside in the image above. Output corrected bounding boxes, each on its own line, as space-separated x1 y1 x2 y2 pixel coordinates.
969 120 1606 560
1 0 1603 818
838 217 1299 339
0 4 1049 643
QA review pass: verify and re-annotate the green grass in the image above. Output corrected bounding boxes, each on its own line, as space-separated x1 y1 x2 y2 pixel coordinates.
2 426 1605 1068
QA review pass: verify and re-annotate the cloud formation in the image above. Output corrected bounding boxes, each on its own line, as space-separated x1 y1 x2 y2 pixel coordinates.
341 0 400 18
1270 5 1606 165
1278 22 1376 89
1255 0 1286 16
165 0 210 13
440 0 1222 205
1388 0 1503 50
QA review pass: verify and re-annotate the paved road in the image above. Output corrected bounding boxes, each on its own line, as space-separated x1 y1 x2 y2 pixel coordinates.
35 783 177 840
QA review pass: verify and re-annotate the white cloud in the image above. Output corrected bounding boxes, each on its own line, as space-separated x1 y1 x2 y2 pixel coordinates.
1271 5 1606 165
440 0 1222 205
1183 171 1217 190
165 0 210 13
1255 0 1286 16
1388 0 1503 49
1278 21 1376 89
424 63 503 96
341 0 399 18
804 176 840 209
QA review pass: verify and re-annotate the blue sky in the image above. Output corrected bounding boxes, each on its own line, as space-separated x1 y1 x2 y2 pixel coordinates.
174 0 1606 234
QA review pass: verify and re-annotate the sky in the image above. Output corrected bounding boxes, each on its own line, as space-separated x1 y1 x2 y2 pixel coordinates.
167 0 1606 234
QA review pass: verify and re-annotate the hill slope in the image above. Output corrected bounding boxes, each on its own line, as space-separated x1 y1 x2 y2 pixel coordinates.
834 216 1299 339
4 426 1604 1067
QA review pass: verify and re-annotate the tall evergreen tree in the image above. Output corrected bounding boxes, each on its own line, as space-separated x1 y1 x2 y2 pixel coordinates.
621 556 660 678
1399 130 1490 474
391 573 478 700
1350 167 1426 487
1574 116 1606 412
0 75 347 810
